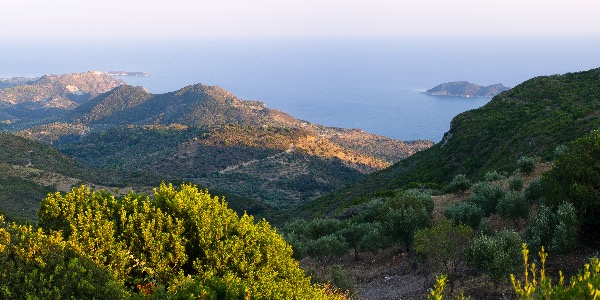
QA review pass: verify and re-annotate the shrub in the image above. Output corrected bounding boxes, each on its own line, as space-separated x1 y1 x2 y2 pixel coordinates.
37 184 339 299
542 131 600 237
484 170 506 182
523 178 543 203
447 174 472 194
550 202 578 254
525 203 578 255
307 234 348 260
497 191 529 220
508 175 524 191
525 205 554 252
444 202 483 228
414 219 474 292
517 156 536 174
467 230 521 285
339 222 384 260
468 182 505 216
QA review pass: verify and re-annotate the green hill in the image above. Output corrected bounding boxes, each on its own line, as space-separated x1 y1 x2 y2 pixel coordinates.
15 81 431 210
311 68 600 213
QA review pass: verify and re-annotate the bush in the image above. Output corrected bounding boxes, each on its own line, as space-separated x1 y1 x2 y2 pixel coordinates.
497 191 529 220
307 234 348 260
484 170 506 182
525 203 578 254
508 175 524 191
467 230 522 285
444 202 483 228
517 156 536 174
542 131 600 237
414 219 474 292
526 205 554 252
550 202 578 254
523 178 543 203
339 222 384 260
447 174 472 194
468 182 505 216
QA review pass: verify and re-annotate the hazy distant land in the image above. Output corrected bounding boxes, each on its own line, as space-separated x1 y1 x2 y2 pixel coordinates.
424 81 510 98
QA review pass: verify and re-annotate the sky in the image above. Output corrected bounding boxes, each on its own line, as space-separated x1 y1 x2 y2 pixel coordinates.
2 0 600 39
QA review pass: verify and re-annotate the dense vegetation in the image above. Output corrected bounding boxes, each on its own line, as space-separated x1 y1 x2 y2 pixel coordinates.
0 183 343 299
313 68 600 214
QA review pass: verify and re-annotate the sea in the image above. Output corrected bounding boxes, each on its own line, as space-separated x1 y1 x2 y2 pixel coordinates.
2 37 600 142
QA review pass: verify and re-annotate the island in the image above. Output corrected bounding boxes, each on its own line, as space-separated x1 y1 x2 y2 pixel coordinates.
423 81 510 98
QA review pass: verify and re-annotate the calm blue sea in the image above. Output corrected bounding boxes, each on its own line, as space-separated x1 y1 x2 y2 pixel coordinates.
2 38 599 141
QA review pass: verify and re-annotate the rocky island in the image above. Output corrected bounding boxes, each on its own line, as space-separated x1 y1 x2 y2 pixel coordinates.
424 81 510 98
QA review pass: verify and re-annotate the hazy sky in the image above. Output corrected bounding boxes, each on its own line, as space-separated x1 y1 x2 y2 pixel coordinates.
3 0 600 39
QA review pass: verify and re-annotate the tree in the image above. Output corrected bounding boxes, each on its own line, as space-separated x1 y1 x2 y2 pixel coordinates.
414 219 474 292
542 130 600 236
339 222 384 260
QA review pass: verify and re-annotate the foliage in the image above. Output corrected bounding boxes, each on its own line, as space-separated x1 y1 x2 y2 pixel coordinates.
523 178 543 203
428 274 447 300
497 191 529 221
444 202 483 228
517 156 536 175
467 182 505 216
484 170 506 182
414 219 474 291
447 174 472 194
511 243 600 299
339 222 384 260
550 202 578 254
36 184 340 299
508 174 524 191
467 230 521 285
315 68 600 211
542 130 600 236
0 216 127 299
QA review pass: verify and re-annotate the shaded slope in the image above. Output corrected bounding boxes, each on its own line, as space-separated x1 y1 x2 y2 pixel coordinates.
313 68 600 211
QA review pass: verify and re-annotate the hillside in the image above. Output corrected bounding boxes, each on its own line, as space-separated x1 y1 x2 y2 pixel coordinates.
424 81 510 98
312 68 600 213
0 71 126 125
11 79 431 211
0 133 90 221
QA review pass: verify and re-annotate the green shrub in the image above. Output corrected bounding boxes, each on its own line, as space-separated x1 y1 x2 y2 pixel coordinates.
523 178 543 203
37 184 339 299
467 230 522 285
553 144 568 159
525 205 554 252
339 222 384 259
508 175 524 191
517 156 536 174
550 202 578 254
468 182 506 216
307 234 348 260
542 131 600 236
444 202 483 228
447 174 472 194
497 191 529 220
414 219 474 292
484 170 506 182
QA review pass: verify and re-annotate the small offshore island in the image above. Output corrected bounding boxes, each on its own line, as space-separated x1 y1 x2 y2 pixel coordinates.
424 81 510 98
